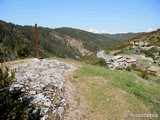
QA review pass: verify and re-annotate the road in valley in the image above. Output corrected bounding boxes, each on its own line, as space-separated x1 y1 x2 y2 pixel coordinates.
97 50 108 61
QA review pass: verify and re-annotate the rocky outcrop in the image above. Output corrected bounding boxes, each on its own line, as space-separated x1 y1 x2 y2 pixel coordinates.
9 59 75 120
53 31 91 57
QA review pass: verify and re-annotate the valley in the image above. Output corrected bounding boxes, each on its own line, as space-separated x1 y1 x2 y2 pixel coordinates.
0 20 132 61
0 20 160 120
1 0 160 119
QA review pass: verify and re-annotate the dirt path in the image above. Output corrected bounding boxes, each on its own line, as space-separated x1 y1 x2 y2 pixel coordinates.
8 58 83 120
64 74 89 120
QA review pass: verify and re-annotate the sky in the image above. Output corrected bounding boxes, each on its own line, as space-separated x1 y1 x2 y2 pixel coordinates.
0 0 160 33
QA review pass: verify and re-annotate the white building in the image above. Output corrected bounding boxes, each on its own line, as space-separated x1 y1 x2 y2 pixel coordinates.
107 55 137 69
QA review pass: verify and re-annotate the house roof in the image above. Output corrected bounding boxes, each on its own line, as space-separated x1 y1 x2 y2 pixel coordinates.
125 58 137 63
117 58 125 62
113 55 123 60
148 66 160 72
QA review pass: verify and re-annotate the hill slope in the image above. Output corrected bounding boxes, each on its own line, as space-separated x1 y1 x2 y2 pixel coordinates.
0 20 122 61
54 27 117 51
130 29 160 46
109 29 160 50
101 32 143 42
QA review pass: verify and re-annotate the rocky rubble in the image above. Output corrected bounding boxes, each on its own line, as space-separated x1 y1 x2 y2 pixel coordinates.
9 59 75 120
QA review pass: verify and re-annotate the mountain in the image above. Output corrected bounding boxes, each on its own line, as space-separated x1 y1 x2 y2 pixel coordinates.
129 29 160 45
109 29 160 50
54 27 116 51
0 20 124 61
1 20 160 119
101 32 143 42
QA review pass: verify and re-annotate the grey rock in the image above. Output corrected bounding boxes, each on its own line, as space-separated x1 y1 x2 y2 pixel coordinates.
40 115 48 120
41 108 49 115
25 72 39 80
21 88 26 92
53 107 64 119
30 90 36 95
12 84 23 88
9 59 75 120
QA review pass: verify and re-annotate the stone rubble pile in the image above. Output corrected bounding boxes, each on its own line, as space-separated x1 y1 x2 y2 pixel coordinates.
10 59 75 120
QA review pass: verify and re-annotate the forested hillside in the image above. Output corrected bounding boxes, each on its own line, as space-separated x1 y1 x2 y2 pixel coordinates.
101 32 143 42
0 20 123 61
109 29 160 50
54 27 116 51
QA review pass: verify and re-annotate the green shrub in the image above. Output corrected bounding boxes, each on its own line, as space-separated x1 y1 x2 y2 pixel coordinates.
113 51 122 56
0 65 41 120
126 67 131 71
15 43 29 58
105 51 109 54
149 72 156 76
0 66 15 88
81 53 107 67
131 64 137 69
94 58 107 67
138 70 149 80
141 50 155 59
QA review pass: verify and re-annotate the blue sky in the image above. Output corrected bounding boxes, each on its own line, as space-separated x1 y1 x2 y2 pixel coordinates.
0 0 160 33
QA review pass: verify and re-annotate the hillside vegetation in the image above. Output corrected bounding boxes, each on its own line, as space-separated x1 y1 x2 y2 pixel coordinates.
109 29 160 50
101 32 143 42
0 20 126 61
54 27 116 51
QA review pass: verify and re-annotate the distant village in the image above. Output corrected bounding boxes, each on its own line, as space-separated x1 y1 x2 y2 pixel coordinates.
98 41 160 77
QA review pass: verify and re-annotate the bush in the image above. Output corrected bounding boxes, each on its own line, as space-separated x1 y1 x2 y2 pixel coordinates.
0 65 41 120
138 70 149 80
105 51 109 54
113 51 122 56
126 67 131 72
94 58 107 67
81 53 107 67
141 50 155 59
131 64 137 69
149 72 156 76
15 43 29 58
